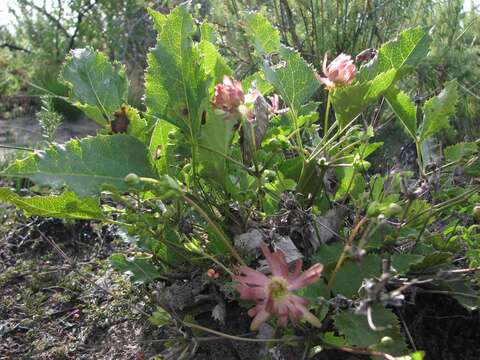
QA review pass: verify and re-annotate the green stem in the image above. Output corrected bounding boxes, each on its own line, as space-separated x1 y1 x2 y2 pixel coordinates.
323 92 331 138
0 144 35 152
183 194 245 266
415 139 425 178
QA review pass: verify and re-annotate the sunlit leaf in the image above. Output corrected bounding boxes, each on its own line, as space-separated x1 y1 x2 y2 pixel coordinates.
145 6 208 139
263 46 319 114
385 86 417 140
3 135 156 197
0 188 103 219
359 27 431 81
61 47 128 126
244 12 281 56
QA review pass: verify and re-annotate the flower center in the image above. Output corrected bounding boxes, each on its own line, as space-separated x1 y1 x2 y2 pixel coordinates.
267 277 289 300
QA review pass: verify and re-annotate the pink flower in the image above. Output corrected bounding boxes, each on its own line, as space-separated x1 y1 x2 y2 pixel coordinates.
212 75 245 112
317 52 356 90
234 243 324 330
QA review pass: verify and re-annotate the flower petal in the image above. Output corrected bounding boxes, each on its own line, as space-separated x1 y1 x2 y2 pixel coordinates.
250 308 271 331
261 242 288 277
235 266 269 286
288 263 323 290
235 283 266 300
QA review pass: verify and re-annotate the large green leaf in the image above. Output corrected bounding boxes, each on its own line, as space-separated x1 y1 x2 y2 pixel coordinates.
0 188 103 220
198 110 237 186
331 69 396 128
334 304 408 355
145 6 208 139
359 27 430 82
244 12 281 56
418 80 458 141
3 134 156 197
331 254 382 298
263 46 319 114
61 47 128 126
385 86 417 140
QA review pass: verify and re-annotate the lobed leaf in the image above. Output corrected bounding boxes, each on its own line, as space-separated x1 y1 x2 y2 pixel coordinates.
334 304 408 355
3 134 156 197
0 188 103 220
418 80 458 141
359 27 431 82
61 47 128 126
263 46 319 114
145 6 208 139
244 12 281 56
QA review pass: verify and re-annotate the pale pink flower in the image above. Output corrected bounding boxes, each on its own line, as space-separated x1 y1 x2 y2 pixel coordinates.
317 52 356 90
212 75 245 112
234 243 324 330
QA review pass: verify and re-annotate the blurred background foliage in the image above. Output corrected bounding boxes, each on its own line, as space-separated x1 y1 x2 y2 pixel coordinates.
0 0 479 138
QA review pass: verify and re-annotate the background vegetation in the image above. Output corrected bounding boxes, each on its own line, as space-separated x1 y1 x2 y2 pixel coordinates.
1 0 479 139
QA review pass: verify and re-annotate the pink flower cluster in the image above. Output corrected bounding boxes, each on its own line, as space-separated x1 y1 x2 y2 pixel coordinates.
212 75 245 112
318 53 356 90
234 243 323 330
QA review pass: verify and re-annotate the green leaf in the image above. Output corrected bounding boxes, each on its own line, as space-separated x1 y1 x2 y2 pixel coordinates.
332 69 396 128
334 304 408 355
334 167 366 201
391 254 425 274
263 46 319 113
3 134 156 197
145 6 208 139
199 40 232 93
149 119 176 176
444 142 478 162
418 80 458 141
61 47 128 126
110 254 163 283
244 12 281 56
149 307 172 326
385 87 417 140
124 106 149 143
359 27 430 82
242 72 273 95
331 254 382 298
0 188 103 219
198 110 237 186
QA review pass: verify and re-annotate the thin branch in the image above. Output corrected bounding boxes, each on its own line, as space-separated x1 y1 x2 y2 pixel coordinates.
0 43 31 53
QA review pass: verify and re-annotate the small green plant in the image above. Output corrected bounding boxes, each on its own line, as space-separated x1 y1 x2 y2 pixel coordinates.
37 95 63 144
1 5 479 359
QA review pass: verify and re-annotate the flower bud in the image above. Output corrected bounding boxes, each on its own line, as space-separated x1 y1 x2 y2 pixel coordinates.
124 173 140 186
212 75 244 112
474 205 480 220
317 53 356 90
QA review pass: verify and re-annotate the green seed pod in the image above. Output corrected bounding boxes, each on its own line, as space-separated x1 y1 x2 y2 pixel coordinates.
124 173 140 186
386 203 403 216
473 205 480 220
367 201 380 217
380 336 393 345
